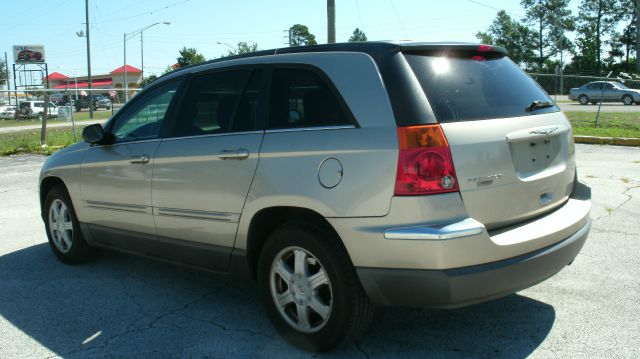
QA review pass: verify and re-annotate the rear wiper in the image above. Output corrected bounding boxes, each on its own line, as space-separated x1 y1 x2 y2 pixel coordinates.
526 100 556 112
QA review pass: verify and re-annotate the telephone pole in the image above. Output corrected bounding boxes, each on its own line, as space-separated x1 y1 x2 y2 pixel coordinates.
85 0 93 119
636 0 640 72
327 0 336 44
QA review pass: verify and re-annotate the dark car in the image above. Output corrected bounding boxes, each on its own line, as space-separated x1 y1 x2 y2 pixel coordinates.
73 95 111 111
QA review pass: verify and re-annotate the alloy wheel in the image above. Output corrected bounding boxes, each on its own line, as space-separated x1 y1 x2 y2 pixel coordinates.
270 246 333 333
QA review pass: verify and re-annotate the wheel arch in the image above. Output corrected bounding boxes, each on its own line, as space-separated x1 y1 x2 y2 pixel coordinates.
244 206 348 281
40 176 67 219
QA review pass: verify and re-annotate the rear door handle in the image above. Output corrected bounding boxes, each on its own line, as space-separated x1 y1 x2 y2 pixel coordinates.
130 154 150 164
218 148 250 160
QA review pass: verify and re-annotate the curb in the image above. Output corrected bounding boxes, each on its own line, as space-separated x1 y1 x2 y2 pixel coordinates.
574 135 640 146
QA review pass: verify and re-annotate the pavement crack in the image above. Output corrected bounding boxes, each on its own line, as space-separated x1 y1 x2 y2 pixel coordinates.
593 184 640 222
175 312 275 339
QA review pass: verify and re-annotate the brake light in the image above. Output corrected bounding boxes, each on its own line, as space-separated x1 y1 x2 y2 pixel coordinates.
395 124 459 196
478 44 493 52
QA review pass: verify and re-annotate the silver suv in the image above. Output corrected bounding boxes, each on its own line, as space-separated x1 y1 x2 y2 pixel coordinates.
39 42 591 352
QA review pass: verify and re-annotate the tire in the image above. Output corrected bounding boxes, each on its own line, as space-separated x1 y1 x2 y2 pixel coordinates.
578 95 589 105
257 222 373 352
43 184 95 264
37 113 43 121
622 94 633 106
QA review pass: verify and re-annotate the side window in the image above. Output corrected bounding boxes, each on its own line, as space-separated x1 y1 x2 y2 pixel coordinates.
171 69 250 137
111 81 180 142
268 67 351 129
604 83 614 89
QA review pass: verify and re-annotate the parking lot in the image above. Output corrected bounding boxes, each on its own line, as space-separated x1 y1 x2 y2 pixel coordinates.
0 144 638 358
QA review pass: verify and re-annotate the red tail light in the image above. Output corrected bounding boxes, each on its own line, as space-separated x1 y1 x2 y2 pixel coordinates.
395 124 459 196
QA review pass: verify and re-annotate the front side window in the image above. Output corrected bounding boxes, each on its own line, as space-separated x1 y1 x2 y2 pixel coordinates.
268 67 351 129
111 81 179 142
170 69 250 137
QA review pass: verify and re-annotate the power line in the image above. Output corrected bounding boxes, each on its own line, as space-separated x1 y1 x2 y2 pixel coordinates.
389 0 409 38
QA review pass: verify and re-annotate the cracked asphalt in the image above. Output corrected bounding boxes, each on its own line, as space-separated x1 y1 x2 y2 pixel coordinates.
0 144 638 358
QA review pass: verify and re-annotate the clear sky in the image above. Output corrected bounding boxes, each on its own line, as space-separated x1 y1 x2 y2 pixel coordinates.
1 0 574 81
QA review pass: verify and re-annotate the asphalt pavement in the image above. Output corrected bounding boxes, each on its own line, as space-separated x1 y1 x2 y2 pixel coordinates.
0 145 639 358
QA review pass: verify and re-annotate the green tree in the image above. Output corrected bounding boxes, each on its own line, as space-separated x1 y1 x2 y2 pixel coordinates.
348 28 368 42
288 24 317 46
521 0 575 70
224 42 259 57
619 0 637 72
0 58 6 86
139 74 158 88
176 47 206 68
575 0 624 73
475 10 537 68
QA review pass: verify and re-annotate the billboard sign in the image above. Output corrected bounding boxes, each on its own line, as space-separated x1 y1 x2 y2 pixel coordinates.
13 45 45 64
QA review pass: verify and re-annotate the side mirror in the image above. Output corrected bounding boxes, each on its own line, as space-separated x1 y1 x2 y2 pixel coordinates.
82 123 106 144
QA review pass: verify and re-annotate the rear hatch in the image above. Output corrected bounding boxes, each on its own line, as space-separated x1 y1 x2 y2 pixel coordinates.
403 46 575 229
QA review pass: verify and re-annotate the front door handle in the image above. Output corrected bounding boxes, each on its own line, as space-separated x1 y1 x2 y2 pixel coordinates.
218 148 250 160
130 154 150 164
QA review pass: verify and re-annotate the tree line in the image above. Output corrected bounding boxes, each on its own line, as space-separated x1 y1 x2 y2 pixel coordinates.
477 0 637 75
140 25 366 87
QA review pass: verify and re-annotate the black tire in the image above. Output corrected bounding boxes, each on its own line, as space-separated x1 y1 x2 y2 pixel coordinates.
43 184 95 264
622 94 633 106
578 95 589 105
257 222 373 352
36 113 43 121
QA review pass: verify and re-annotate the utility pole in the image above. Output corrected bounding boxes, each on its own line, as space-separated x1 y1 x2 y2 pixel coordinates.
4 52 9 105
636 0 640 73
327 0 336 44
85 0 93 119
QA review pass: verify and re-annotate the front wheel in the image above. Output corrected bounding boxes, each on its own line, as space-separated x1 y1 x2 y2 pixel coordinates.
578 95 589 105
258 223 373 352
622 94 633 106
44 184 95 264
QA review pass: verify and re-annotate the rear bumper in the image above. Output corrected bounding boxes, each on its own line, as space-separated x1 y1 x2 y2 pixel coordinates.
357 218 590 308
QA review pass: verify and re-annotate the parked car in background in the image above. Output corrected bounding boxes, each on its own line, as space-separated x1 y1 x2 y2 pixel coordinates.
569 81 640 105
39 41 591 352
73 94 111 111
0 105 16 119
14 101 58 120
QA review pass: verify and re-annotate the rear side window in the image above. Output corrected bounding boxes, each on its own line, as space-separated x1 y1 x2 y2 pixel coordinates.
171 69 250 137
405 54 557 123
268 67 351 129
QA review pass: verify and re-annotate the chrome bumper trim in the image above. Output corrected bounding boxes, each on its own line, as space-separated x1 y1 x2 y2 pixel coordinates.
384 218 484 240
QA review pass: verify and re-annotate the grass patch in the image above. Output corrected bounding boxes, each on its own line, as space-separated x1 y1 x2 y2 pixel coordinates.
0 127 85 156
564 112 640 138
0 110 111 128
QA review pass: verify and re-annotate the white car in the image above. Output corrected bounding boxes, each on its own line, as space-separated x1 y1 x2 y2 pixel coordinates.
0 105 16 119
14 101 59 120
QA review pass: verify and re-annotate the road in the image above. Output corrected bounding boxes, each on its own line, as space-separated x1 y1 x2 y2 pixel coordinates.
0 145 639 358
0 120 105 134
558 102 640 113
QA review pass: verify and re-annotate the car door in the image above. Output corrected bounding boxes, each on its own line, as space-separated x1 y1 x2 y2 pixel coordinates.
151 68 266 271
80 79 183 249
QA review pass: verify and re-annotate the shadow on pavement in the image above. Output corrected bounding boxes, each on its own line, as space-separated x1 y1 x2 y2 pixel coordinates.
0 243 555 358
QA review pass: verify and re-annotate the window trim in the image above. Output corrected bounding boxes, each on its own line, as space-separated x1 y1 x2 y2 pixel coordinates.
267 64 360 130
162 65 268 139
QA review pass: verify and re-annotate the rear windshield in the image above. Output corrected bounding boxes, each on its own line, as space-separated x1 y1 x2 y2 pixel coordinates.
404 54 558 123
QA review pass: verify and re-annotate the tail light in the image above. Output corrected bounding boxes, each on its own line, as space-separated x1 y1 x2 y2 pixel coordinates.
395 124 459 196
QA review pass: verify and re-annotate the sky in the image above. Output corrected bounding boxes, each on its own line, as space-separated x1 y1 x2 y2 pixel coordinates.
1 0 579 84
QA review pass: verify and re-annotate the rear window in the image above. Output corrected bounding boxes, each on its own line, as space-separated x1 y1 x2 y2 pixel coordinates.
404 54 557 123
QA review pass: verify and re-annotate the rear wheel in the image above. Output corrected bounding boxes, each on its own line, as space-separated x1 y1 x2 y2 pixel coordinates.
578 95 589 105
44 184 95 264
622 94 633 106
258 223 373 352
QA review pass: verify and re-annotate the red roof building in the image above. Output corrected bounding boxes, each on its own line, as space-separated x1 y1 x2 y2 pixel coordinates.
45 65 142 95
